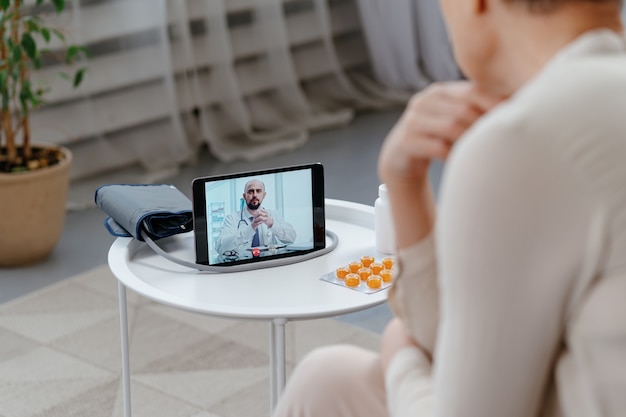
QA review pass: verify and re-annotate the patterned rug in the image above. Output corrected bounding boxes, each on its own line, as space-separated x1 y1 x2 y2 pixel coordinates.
0 265 380 417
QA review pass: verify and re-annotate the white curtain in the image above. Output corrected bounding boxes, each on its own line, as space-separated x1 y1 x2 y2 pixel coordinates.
168 0 404 161
31 0 191 185
30 0 410 207
355 0 461 89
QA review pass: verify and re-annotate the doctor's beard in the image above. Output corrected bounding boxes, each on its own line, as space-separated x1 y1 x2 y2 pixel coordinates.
247 200 261 210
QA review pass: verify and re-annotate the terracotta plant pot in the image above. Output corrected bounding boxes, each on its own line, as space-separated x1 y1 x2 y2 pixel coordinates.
0 146 72 267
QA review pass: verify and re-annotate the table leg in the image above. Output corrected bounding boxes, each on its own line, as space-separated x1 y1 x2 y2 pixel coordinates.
269 318 287 413
118 281 132 417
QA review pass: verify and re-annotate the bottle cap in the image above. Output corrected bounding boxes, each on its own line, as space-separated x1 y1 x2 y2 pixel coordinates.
378 184 388 199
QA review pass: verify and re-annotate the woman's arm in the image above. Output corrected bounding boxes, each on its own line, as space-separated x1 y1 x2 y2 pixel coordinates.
385 115 593 417
378 82 500 249
378 82 501 355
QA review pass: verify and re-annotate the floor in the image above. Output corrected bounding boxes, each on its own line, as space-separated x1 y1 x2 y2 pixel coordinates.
0 108 444 334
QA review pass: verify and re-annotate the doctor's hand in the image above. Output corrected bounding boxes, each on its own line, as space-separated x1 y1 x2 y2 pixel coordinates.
378 81 502 189
251 209 274 229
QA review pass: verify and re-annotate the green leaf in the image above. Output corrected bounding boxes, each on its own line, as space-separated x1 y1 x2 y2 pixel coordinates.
21 33 37 60
11 44 21 62
26 19 40 32
20 83 41 108
65 45 91 65
0 10 15 25
51 0 65 13
65 45 90 64
0 71 6 93
20 81 41 108
73 67 86 88
36 0 45 5
0 0 9 11
41 28 50 43
65 45 78 64
36 87 49 99
59 71 72 82
51 28 65 42
20 88 29 111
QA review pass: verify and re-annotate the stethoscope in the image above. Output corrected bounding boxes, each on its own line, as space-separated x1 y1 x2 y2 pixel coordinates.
237 201 272 244
237 208 250 229
236 197 249 229
237 199 263 230
225 203 253 260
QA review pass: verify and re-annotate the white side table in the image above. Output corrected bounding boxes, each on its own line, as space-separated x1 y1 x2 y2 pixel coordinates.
108 199 389 416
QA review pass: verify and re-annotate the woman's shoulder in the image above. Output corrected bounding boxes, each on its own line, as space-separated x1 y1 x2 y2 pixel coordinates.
448 99 546 175
454 52 626 179
522 53 626 120
529 29 626 109
444 68 626 249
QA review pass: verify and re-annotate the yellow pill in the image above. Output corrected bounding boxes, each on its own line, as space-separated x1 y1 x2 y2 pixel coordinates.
367 275 382 289
382 257 394 270
370 263 384 275
357 267 372 281
345 273 360 287
380 269 393 283
360 256 375 268
348 261 363 273
336 267 350 279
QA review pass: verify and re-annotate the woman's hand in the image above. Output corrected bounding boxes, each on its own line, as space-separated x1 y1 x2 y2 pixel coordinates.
376 81 502 249
381 317 423 372
378 81 501 189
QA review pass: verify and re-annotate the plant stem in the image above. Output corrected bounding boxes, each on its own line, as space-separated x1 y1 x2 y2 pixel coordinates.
2 8 15 164
0 21 16 164
13 0 29 162
2 112 16 164
22 113 30 160
20 54 30 160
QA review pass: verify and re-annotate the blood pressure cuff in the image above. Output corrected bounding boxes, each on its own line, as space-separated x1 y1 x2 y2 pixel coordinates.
94 184 193 242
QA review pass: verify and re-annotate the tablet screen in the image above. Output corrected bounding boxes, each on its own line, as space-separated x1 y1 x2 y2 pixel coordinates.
192 163 325 267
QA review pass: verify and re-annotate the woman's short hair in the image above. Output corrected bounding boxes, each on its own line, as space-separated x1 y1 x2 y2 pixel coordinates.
509 0 622 12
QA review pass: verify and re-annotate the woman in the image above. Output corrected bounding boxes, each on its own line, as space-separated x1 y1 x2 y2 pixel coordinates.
273 0 626 416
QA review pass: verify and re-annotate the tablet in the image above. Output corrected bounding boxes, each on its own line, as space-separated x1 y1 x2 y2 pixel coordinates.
192 163 326 267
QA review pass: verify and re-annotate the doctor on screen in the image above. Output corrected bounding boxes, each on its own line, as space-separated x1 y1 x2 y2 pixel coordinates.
215 179 296 258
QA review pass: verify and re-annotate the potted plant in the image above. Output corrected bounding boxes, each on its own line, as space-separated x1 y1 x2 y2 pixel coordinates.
0 0 87 266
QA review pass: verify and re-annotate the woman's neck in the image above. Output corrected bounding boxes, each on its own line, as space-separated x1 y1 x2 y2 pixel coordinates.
487 3 623 95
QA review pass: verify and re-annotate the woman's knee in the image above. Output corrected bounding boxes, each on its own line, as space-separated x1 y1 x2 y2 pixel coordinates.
287 345 364 392
275 344 385 416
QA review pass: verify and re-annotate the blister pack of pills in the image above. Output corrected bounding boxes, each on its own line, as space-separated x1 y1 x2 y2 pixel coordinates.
320 255 395 294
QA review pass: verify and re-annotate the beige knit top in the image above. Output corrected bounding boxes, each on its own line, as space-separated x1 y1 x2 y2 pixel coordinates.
386 29 626 417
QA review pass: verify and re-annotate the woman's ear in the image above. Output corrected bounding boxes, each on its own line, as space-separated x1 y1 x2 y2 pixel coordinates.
475 0 489 13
